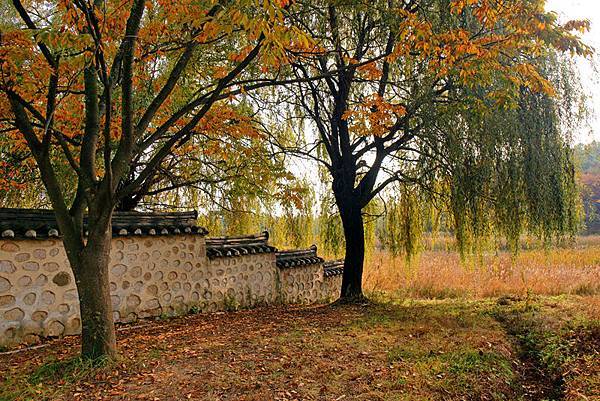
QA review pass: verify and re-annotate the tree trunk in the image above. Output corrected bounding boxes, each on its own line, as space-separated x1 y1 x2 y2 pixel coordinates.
338 201 366 301
68 213 117 360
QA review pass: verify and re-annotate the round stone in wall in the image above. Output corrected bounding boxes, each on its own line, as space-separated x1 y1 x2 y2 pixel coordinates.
0 295 15 307
33 249 47 260
23 261 41 272
15 253 31 262
32 310 48 322
126 294 141 308
0 260 16 273
46 320 65 336
23 292 36 305
114 251 124 262
52 272 71 287
146 284 158 296
34 274 48 286
43 262 60 272
111 264 127 277
41 290 56 305
58 303 70 313
66 317 81 334
49 248 60 257
130 266 142 278
0 277 12 293
17 275 32 288
4 307 25 321
146 298 160 309
1 242 19 252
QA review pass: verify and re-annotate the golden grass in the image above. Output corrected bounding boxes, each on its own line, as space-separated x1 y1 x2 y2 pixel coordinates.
364 235 600 299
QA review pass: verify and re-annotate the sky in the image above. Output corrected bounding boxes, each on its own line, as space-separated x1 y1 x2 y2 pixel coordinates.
546 0 600 144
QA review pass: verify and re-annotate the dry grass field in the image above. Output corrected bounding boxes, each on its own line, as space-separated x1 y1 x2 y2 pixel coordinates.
364 236 600 299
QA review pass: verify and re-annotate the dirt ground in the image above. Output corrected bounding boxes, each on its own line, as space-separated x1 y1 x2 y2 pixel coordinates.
1 296 598 401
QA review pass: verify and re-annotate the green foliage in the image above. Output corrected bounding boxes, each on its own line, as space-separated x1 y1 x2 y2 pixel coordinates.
317 193 345 257
374 52 585 258
378 187 434 261
575 141 600 233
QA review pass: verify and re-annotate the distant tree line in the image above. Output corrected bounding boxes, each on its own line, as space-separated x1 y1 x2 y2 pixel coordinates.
575 141 600 234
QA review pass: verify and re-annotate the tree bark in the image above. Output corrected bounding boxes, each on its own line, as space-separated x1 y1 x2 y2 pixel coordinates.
337 199 366 301
67 210 117 360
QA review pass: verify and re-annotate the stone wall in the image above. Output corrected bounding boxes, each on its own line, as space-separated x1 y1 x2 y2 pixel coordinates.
205 254 279 310
1 238 80 345
320 274 343 301
0 234 208 347
0 233 343 348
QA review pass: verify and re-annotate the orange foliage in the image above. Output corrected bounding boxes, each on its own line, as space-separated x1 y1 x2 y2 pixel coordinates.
0 0 312 195
338 0 591 138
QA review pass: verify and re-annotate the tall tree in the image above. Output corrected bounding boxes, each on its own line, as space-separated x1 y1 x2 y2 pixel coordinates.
273 0 590 300
0 0 306 359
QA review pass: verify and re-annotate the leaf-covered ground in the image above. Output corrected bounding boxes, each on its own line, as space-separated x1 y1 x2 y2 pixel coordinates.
1 296 598 401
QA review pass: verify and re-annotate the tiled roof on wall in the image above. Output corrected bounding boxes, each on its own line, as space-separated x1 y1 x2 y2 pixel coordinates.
205 231 277 259
0 208 207 239
323 260 344 277
275 245 324 268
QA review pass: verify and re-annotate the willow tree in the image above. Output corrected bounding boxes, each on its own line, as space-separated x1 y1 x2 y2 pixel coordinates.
0 0 307 359
276 0 590 300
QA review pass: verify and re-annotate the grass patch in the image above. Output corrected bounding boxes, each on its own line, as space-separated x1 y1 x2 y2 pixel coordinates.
494 297 600 400
28 356 109 385
0 356 114 401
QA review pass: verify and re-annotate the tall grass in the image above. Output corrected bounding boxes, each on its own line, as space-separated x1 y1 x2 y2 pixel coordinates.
363 236 600 299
